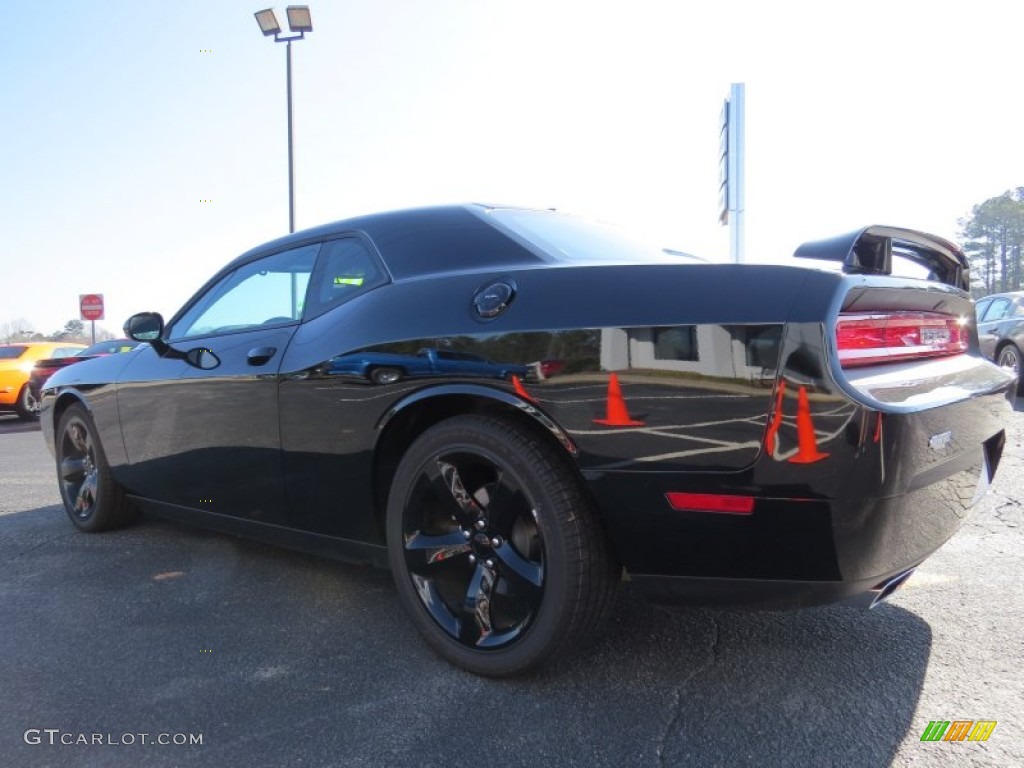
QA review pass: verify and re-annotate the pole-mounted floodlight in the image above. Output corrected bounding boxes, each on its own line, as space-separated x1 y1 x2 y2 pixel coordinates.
254 9 282 36
253 6 313 234
254 6 311 41
286 6 313 33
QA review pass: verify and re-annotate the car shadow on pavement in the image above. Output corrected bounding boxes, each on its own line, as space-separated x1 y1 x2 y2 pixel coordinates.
1 506 931 768
542 592 932 767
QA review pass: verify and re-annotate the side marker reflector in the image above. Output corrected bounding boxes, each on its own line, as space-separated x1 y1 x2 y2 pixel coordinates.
666 492 755 515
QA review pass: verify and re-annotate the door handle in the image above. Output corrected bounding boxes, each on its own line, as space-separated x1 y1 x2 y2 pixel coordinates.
247 346 277 366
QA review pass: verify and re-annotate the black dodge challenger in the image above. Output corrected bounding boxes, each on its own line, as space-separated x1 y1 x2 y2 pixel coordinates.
40 205 1014 676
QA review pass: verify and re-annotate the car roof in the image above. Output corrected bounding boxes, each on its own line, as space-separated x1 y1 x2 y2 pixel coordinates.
228 204 549 281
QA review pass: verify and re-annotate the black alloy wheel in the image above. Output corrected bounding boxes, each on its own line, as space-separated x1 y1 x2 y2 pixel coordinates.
996 344 1022 396
56 404 137 532
387 414 618 677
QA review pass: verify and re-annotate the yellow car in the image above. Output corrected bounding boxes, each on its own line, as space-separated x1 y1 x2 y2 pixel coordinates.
0 342 86 420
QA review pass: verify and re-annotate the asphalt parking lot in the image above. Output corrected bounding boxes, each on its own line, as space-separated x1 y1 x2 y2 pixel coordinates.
1 402 1022 768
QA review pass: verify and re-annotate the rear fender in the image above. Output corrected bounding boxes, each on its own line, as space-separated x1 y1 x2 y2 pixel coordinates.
377 383 576 456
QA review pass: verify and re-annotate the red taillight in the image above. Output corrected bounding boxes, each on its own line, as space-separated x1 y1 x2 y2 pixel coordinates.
665 492 755 515
836 312 967 368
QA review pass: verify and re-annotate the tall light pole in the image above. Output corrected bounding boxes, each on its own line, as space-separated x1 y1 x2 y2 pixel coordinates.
255 6 313 234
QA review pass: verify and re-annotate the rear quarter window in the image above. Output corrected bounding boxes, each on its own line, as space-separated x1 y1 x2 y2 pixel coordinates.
304 238 388 320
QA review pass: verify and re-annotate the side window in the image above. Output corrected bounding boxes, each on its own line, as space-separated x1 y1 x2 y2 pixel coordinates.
975 298 991 321
981 298 1010 323
170 244 319 339
305 238 387 320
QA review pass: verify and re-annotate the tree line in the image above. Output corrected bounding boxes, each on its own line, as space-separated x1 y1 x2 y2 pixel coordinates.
0 318 116 344
960 188 1024 296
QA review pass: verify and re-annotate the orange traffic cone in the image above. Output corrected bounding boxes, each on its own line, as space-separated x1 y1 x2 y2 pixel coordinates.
764 379 787 456
593 373 645 427
788 386 829 464
512 375 535 403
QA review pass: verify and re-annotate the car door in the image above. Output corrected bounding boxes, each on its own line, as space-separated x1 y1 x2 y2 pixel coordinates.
977 297 1010 360
116 244 319 525
276 236 391 541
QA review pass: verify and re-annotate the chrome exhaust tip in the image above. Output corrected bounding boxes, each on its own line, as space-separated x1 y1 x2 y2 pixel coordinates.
867 568 916 609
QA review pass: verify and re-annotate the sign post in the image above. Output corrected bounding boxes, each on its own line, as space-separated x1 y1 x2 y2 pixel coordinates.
718 83 746 263
79 294 104 346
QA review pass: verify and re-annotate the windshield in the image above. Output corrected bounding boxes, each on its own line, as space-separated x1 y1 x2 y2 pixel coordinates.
0 346 28 359
484 208 703 265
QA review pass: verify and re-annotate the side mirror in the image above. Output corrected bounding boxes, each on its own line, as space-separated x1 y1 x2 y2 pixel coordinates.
122 312 215 368
124 312 165 342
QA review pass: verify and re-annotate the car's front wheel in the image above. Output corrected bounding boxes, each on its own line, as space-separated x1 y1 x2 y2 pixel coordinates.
386 414 618 677
997 344 1022 396
56 404 137 532
370 366 403 385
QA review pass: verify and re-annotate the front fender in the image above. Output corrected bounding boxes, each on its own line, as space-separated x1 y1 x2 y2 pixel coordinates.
41 384 127 470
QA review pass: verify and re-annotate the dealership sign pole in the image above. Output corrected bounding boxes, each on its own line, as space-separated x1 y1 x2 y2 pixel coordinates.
79 294 104 345
718 82 746 263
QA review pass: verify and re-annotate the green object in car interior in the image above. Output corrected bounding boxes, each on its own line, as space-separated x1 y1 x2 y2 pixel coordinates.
334 276 364 286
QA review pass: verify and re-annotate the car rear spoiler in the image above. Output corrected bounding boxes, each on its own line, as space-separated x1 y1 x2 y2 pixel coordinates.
793 225 970 291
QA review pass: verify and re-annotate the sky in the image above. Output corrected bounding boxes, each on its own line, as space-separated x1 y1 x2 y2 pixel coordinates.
2 0 1022 337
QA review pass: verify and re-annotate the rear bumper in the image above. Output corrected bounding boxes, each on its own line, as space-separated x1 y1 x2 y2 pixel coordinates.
593 386 1009 608
631 566 919 610
619 459 991 608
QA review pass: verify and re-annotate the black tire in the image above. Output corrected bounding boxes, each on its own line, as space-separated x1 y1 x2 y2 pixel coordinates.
996 344 1023 397
15 384 38 421
370 366 403 385
386 414 618 677
55 404 137 532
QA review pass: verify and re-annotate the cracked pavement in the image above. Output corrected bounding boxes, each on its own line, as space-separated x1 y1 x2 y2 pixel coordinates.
1 399 1022 767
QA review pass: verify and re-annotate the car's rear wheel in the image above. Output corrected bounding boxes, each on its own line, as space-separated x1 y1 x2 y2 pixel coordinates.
997 344 1022 396
386 414 618 677
56 404 137 532
15 384 37 421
